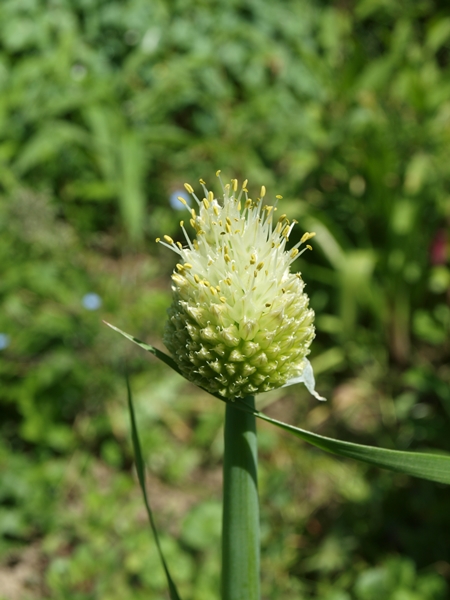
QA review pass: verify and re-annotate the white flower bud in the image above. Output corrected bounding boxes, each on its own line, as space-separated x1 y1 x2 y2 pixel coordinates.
160 175 321 399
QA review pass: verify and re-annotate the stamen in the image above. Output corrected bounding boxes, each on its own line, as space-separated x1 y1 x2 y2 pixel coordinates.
300 231 316 244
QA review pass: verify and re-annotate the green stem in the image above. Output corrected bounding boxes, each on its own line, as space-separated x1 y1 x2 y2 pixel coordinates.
221 396 260 600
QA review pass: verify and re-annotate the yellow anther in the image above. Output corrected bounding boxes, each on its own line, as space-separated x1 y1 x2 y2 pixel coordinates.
184 183 194 194
203 280 210 287
203 198 210 209
208 190 214 202
164 235 174 244
276 195 283 199
184 263 193 269
238 201 241 210
245 199 252 209
226 223 232 234
210 286 217 295
225 278 232 286
191 208 196 219
253 270 259 277
250 254 256 265
300 231 316 244
306 244 313 251
190 218 196 228
176 241 183 249
278 214 287 222
260 185 266 198
242 179 248 189
213 205 219 216
176 264 184 271
226 216 232 225
180 220 184 227
220 296 226 303
291 248 299 258
225 183 230 191
193 240 199 250
216 285 221 291
232 179 238 191
265 303 271 307
194 274 200 283
155 237 161 243
177 196 187 206
224 255 231 263
216 169 221 177
282 225 290 238
256 262 264 271
199 178 205 184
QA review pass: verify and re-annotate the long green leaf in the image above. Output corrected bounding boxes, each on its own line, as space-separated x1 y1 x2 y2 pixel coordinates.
107 324 450 484
126 376 183 600
233 400 450 485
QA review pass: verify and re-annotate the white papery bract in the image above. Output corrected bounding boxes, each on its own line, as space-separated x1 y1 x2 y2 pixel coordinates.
159 174 320 400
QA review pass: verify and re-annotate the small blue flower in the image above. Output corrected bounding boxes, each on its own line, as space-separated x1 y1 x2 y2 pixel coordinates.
170 190 191 210
82 293 102 311
0 333 10 350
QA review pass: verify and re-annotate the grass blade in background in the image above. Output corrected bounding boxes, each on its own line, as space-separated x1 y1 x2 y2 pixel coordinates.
126 376 183 600
234 401 450 485
119 131 146 243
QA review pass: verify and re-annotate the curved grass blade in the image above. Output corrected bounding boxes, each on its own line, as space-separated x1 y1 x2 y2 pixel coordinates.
233 400 450 485
105 321 183 377
126 376 183 600
105 322 228 403
108 324 450 485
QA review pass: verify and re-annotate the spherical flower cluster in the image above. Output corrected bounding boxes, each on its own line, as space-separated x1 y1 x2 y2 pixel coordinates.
158 173 323 400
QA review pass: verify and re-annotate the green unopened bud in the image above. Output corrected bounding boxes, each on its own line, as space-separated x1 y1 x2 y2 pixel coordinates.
161 176 324 400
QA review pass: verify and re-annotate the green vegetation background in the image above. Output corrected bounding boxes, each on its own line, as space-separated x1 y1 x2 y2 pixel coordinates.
1 0 450 598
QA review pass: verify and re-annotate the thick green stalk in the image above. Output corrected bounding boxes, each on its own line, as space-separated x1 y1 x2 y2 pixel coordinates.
221 396 260 600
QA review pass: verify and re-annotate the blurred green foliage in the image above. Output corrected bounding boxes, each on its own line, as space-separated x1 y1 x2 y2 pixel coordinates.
1 0 450 598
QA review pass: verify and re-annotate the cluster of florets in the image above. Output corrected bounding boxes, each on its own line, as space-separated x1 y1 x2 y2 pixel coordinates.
158 173 316 399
